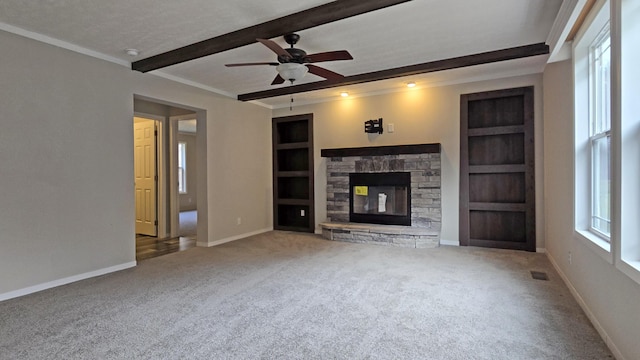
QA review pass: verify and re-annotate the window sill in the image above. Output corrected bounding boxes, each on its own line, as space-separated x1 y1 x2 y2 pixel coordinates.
617 259 640 286
575 229 613 264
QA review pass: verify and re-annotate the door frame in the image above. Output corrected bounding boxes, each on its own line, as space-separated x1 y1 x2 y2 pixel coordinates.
169 115 193 238
133 94 208 247
134 112 168 238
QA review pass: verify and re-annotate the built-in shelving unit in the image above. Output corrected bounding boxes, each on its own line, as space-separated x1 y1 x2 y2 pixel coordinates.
272 114 314 232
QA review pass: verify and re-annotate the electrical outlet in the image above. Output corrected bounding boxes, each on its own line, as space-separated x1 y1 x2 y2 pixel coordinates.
568 252 572 265
300 209 305 217
388 123 395 133
237 217 241 225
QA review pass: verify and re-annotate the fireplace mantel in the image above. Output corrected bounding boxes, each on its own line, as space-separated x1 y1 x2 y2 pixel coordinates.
321 143 440 158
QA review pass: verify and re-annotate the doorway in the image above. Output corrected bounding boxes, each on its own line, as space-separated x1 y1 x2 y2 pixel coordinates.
459 86 536 251
133 96 208 260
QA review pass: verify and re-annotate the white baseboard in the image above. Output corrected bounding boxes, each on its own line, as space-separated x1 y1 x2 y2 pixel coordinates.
546 252 626 360
439 239 459 246
0 261 137 302
198 227 273 247
536 247 547 253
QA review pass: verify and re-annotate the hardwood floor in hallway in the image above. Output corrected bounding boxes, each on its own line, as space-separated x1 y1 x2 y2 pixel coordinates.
136 235 196 261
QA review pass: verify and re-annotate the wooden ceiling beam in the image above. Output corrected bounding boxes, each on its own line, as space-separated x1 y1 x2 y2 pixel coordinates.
132 0 412 73
237 43 550 101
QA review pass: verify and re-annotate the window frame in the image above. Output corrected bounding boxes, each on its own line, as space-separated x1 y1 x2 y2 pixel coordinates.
616 0 640 284
573 0 612 262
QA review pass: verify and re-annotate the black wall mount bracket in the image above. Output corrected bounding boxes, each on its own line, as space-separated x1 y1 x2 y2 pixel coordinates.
365 118 383 134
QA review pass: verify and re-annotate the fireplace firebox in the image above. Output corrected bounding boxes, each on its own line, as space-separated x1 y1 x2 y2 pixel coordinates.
349 172 411 226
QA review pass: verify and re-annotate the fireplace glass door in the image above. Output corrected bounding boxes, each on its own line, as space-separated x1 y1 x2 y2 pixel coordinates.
349 172 411 226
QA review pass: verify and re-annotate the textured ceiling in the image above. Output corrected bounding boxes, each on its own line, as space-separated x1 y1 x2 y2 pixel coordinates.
0 0 563 108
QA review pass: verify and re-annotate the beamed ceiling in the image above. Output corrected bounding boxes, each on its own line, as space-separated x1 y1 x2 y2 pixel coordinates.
0 0 574 108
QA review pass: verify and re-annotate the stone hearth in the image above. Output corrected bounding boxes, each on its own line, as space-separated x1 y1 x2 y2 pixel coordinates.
320 144 441 248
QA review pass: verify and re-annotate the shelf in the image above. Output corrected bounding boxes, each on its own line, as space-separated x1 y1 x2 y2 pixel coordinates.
277 171 309 177
277 199 310 206
276 142 309 150
469 164 527 174
467 125 524 137
468 202 527 212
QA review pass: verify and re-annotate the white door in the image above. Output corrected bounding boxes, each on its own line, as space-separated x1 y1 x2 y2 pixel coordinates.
134 118 157 236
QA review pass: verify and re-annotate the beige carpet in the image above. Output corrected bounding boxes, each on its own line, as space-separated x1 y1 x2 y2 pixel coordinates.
0 231 613 359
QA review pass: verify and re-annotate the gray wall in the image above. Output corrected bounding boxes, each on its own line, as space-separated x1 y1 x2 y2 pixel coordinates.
543 60 640 359
0 29 272 297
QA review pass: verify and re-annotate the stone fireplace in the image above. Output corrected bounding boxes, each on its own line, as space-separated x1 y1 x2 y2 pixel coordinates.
320 144 441 248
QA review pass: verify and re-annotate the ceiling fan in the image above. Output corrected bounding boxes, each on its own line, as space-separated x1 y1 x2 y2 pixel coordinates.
225 33 353 85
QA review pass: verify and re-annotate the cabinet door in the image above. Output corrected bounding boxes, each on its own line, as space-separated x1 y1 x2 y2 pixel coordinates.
460 87 535 251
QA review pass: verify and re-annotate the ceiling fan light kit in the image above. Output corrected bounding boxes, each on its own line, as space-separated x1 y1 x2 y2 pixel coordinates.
276 63 308 83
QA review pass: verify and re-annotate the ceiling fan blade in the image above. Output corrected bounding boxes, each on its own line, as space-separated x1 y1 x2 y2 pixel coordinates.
305 50 353 63
271 74 286 85
257 38 292 59
225 62 279 67
306 64 344 82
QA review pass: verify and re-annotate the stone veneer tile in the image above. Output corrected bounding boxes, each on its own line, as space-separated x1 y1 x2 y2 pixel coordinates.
334 193 349 201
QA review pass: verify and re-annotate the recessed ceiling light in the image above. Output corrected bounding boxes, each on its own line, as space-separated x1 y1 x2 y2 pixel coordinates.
407 82 416 88
125 48 139 57
340 92 349 97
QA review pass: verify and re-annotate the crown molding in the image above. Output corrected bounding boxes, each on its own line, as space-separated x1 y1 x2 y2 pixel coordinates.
0 21 130 67
547 0 586 62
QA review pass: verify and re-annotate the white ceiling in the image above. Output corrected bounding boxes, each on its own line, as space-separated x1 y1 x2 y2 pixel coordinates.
0 0 564 108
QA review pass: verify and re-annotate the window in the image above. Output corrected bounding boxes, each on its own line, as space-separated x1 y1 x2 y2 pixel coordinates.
588 23 611 239
178 141 187 194
573 0 640 283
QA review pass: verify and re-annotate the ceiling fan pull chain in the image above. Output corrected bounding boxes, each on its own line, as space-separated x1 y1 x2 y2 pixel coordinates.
290 95 294 111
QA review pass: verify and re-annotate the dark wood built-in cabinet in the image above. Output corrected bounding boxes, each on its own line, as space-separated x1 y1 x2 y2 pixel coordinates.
272 114 314 232
459 87 536 251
